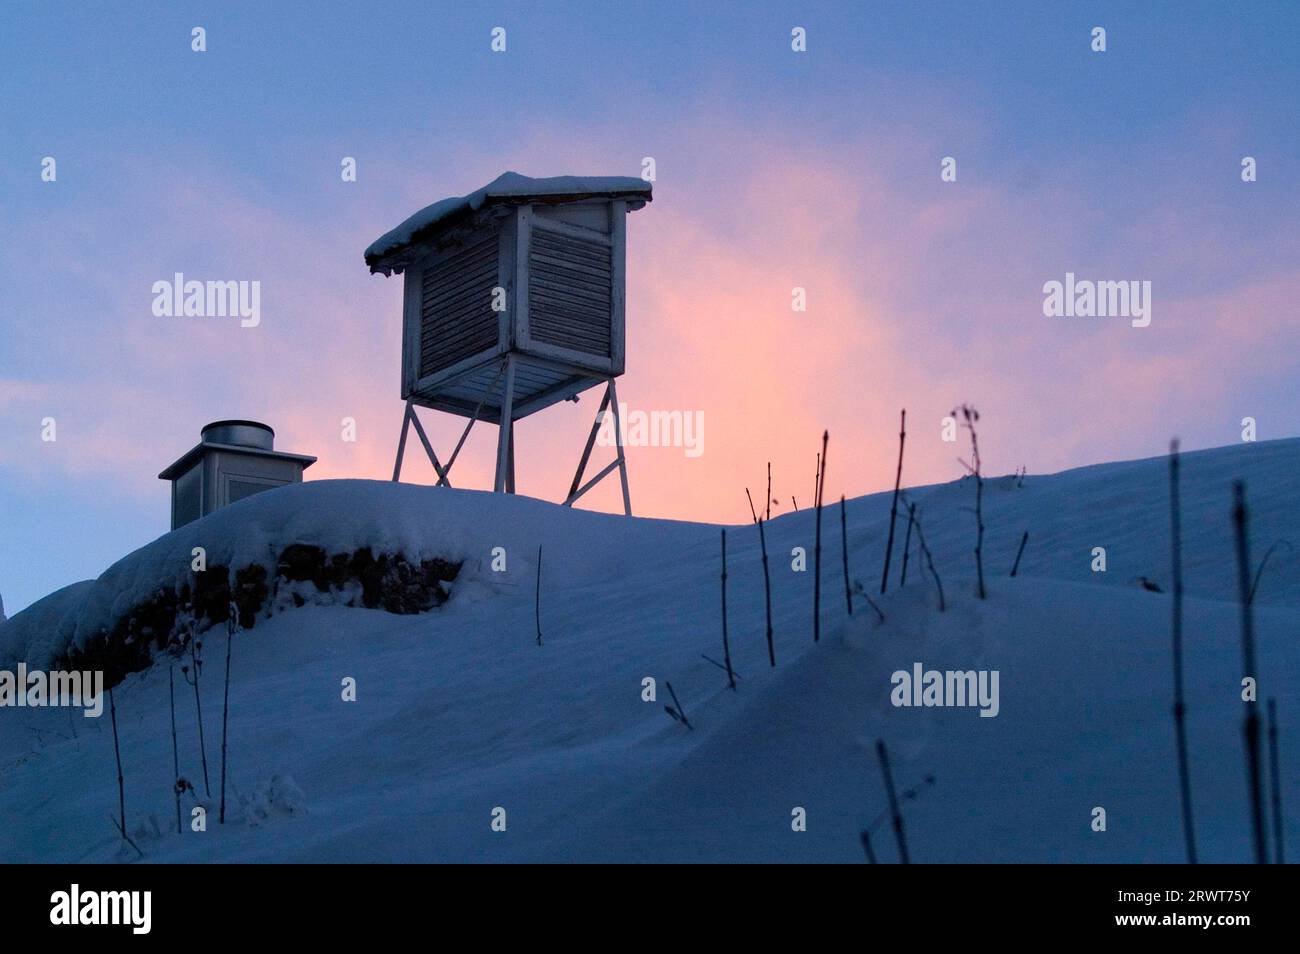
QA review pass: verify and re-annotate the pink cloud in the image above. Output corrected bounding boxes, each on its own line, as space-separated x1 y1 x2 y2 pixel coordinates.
4 120 1297 529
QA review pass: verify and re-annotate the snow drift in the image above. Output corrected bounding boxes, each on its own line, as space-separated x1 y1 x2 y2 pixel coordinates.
1 438 1297 862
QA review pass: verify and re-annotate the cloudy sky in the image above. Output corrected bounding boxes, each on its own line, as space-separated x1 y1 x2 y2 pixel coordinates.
2 1 1298 613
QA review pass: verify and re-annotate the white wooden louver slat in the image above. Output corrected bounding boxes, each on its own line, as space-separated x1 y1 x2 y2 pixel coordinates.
527 230 613 358
419 234 500 378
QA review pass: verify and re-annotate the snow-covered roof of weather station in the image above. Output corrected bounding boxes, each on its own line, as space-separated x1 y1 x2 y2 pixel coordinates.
364 172 652 275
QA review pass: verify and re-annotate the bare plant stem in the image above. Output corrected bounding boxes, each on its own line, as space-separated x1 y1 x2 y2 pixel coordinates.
759 517 775 667
880 410 906 594
913 512 946 612
1010 531 1029 578
535 545 543 646
665 680 692 729
860 830 878 863
720 529 735 689
814 453 820 513
900 502 915 586
813 431 828 642
170 664 181 835
955 405 986 599
841 496 853 616
1169 440 1197 863
190 637 210 797
109 685 127 844
1233 480 1268 865
876 739 910 863
1249 540 1293 605
219 605 235 825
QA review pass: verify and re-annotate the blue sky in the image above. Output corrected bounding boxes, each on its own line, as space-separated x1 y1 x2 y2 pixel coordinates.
2 1 1298 615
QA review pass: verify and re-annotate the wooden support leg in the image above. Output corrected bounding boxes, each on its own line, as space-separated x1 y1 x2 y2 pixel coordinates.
507 421 516 494
494 357 516 493
392 401 412 482
608 378 632 516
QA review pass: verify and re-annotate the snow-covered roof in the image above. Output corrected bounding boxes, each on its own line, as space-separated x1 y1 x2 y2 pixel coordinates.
364 172 652 274
157 440 317 481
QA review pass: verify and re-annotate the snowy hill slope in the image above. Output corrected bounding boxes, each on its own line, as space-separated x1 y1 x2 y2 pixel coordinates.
1 438 1297 862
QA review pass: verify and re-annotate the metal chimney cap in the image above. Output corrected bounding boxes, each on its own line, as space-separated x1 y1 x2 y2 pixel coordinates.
201 420 275 450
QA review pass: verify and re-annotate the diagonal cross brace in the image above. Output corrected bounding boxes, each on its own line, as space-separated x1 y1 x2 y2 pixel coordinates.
392 400 451 486
564 379 630 515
